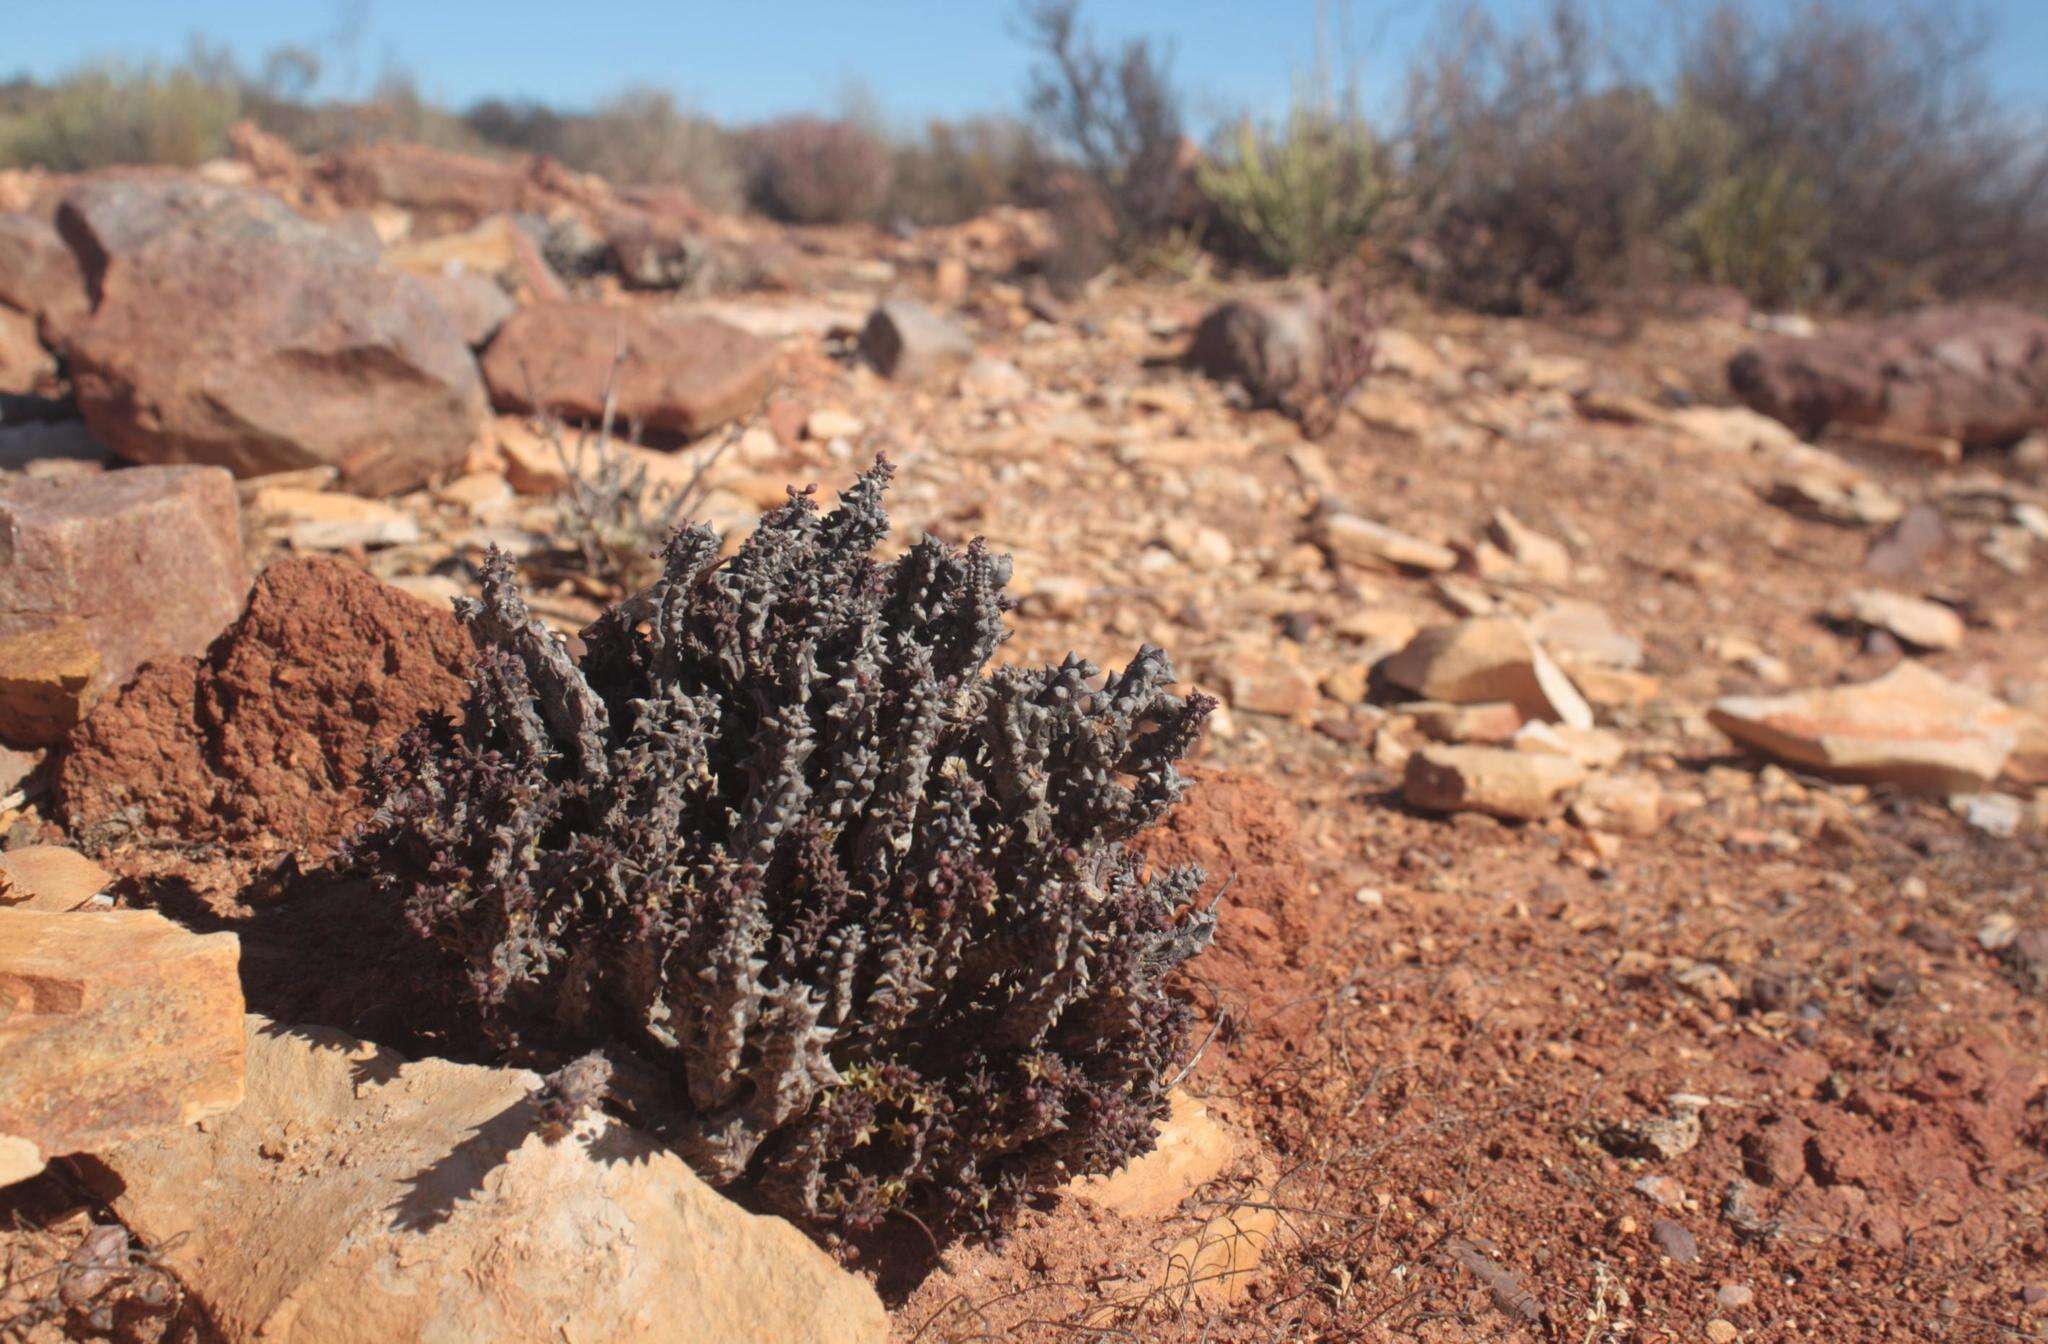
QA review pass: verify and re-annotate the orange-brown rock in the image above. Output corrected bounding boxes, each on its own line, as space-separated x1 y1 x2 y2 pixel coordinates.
87 1016 889 1344
0 620 98 746
0 908 243 1186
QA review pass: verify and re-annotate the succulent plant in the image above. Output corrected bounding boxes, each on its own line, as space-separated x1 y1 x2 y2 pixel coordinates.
344 460 1216 1240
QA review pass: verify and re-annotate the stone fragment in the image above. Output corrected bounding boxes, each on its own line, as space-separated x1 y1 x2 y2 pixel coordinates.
381 213 567 302
1222 651 1319 719
482 301 777 437
1381 619 1593 728
1769 471 1903 528
0 305 54 395
1403 745 1587 821
1710 661 2042 793
1484 508 1571 583
1839 589 1964 651
0 212 89 341
87 1016 888 1344
0 845 111 911
1569 773 1666 836
0 465 248 700
59 180 487 493
247 485 423 550
1159 1199 1279 1310
412 268 515 348
0 621 98 746
1650 1218 1700 1264
1067 1091 1237 1220
1316 512 1457 573
0 909 243 1186
859 298 974 383
1406 700 1525 744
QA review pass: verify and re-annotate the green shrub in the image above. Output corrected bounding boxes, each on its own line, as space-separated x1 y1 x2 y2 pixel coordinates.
1199 108 1387 274
0 63 242 170
1674 156 1822 307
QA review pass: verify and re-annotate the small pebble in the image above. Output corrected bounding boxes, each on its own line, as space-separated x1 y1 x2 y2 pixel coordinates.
1705 1321 1739 1344
1651 1217 1699 1263
1717 1283 1754 1309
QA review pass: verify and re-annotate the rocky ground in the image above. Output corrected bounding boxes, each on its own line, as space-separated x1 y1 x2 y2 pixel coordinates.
1 132 2045 1343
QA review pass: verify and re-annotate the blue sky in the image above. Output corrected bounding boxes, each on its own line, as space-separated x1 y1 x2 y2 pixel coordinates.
7 1 2045 131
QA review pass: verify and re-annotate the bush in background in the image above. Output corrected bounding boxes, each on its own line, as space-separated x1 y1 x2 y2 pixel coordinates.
1200 105 1387 275
0 61 243 169
743 116 893 224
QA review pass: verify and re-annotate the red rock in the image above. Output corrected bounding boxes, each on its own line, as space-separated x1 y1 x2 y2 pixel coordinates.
58 180 487 493
56 557 472 851
0 212 88 343
481 301 777 437
1730 303 2048 447
0 908 244 1185
320 142 528 228
0 465 248 701
381 213 567 304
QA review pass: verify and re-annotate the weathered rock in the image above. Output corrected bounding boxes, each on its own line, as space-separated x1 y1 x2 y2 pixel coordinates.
1316 511 1458 573
1220 650 1319 719
321 142 529 228
1769 470 1903 528
0 620 98 746
381 213 567 303
1710 661 2044 792
1067 1090 1238 1219
1187 291 1323 407
1404 744 1587 821
58 557 472 851
0 304 55 395
1529 600 1643 670
0 214 88 342
1484 508 1571 583
1407 700 1525 744
481 301 777 437
0 845 111 911
1730 303 2048 447
0 909 243 1186
859 298 975 383
412 269 516 348
58 180 488 493
0 465 248 701
1569 773 1667 836
1381 619 1593 728
86 1016 888 1344
1840 589 1964 652
246 484 424 550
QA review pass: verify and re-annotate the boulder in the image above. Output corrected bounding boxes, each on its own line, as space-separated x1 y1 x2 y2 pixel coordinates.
1403 744 1587 821
56 556 472 850
0 212 89 342
321 142 529 228
0 620 98 746
1381 619 1594 728
1187 291 1324 407
1729 303 2048 447
0 908 244 1186
858 298 974 383
0 465 248 701
86 1016 889 1344
58 180 488 493
481 301 777 437
1710 661 2045 793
